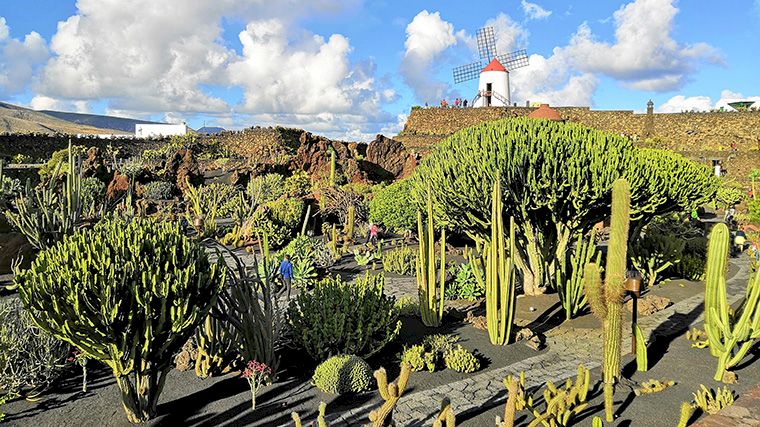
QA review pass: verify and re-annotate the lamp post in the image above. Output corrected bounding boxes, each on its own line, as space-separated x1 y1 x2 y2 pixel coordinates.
626 271 643 352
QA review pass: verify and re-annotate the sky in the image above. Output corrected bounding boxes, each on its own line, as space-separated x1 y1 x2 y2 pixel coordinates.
0 0 759 140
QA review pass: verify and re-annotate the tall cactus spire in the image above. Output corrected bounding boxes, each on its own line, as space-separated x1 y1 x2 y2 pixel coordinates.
583 178 631 422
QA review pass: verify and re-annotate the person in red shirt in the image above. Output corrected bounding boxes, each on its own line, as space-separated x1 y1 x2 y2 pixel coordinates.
368 223 379 245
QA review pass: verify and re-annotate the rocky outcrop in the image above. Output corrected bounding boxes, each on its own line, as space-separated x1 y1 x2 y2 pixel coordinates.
106 171 130 201
365 134 417 180
291 131 367 183
166 149 202 194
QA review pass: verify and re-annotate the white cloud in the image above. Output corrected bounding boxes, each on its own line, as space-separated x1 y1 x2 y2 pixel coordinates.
657 90 760 112
400 10 459 103
564 0 722 91
510 51 598 106
521 1 552 20
0 17 49 96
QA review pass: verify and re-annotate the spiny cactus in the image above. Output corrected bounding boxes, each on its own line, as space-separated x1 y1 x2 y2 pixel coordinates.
194 315 240 378
432 399 456 427
676 402 692 427
703 222 760 381
12 217 225 423
367 362 412 427
633 323 648 372
345 205 355 241
583 178 631 422
330 148 337 186
292 401 329 427
557 234 599 320
498 366 590 427
469 178 517 345
417 187 445 327
692 384 734 415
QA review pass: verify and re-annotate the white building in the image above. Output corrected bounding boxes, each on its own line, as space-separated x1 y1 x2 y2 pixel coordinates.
473 58 510 108
135 123 188 138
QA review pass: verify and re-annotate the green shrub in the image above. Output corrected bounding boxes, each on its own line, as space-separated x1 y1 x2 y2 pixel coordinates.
267 197 304 230
284 170 312 197
312 354 373 394
714 178 745 210
369 180 416 233
280 234 336 272
750 199 760 224
247 174 284 207
443 345 481 373
288 273 400 361
0 298 70 397
12 217 225 423
38 146 85 179
382 243 416 275
142 181 176 200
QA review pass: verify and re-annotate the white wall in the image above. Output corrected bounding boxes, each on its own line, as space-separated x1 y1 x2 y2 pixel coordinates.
474 70 510 107
135 124 187 138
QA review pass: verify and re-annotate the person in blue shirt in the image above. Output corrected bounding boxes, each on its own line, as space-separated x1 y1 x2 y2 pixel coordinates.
278 254 294 299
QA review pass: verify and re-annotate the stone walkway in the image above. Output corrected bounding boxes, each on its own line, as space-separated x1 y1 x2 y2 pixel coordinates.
323 257 751 426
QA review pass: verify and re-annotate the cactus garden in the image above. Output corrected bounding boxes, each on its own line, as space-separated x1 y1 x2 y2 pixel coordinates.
1 115 759 427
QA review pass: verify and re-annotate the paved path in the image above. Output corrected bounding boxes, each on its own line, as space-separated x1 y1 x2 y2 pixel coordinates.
323 257 751 426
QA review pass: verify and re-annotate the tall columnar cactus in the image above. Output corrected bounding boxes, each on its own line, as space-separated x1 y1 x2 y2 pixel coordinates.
367 362 412 427
432 399 456 427
469 178 516 345
557 234 599 320
417 187 445 327
345 204 355 241
12 217 225 423
194 315 240 378
703 222 760 381
329 148 337 186
583 178 631 422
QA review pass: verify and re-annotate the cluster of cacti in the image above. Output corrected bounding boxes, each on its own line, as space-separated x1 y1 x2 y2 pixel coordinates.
417 187 446 327
292 401 329 427
194 315 241 378
629 231 684 288
442 345 481 373
312 354 373 394
703 222 760 381
468 178 516 345
692 384 734 415
5 141 83 250
583 178 631 422
383 242 417 276
398 334 478 373
411 119 717 295
685 327 710 349
432 399 456 427
498 365 591 427
12 217 225 423
367 362 412 427
557 234 599 320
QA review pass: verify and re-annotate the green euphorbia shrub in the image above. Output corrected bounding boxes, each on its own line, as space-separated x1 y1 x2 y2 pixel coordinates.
369 179 416 232
288 273 400 361
12 217 225 423
311 354 373 394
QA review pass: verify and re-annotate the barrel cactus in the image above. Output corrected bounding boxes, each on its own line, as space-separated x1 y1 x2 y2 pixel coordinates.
13 217 225 423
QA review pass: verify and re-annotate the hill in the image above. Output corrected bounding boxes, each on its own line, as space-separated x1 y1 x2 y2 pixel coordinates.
0 102 126 135
39 109 163 133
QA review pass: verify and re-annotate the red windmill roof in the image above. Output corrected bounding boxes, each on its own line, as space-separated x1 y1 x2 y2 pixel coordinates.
481 58 507 73
528 104 563 121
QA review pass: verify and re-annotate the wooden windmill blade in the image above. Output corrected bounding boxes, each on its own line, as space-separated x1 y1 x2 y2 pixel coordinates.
453 61 483 84
495 49 529 71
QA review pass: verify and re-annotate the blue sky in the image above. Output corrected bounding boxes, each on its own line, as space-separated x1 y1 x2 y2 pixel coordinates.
0 0 758 139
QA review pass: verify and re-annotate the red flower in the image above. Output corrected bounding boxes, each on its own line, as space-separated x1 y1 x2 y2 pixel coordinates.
242 360 271 378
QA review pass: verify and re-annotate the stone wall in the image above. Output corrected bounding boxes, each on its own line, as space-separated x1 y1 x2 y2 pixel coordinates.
0 133 165 161
395 106 760 181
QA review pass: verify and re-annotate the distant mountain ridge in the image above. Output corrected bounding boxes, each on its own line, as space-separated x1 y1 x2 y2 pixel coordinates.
0 102 126 135
40 110 164 133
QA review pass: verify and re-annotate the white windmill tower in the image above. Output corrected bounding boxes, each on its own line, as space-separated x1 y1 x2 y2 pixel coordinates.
452 27 529 107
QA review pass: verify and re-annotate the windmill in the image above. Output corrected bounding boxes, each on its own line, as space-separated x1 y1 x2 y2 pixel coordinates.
452 27 529 107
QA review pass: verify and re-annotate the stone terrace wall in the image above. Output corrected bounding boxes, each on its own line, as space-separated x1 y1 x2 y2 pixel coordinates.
0 133 165 161
395 106 760 181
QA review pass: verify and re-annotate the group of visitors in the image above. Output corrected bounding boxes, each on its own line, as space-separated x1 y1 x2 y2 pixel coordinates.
424 98 468 109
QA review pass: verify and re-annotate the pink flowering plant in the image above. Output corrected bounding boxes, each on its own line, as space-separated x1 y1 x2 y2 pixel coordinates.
242 360 272 410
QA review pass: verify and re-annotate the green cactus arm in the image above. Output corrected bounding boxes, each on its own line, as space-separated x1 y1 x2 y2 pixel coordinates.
583 263 606 319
